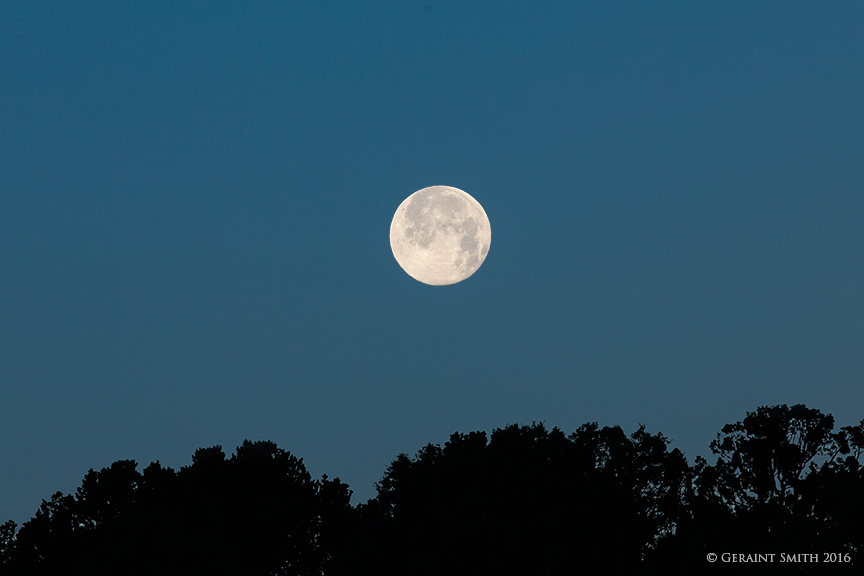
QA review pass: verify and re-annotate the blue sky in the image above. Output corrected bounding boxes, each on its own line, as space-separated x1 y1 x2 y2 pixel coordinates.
1 1 863 524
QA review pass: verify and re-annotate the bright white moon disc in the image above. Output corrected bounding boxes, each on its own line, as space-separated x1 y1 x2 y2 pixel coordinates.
390 186 491 285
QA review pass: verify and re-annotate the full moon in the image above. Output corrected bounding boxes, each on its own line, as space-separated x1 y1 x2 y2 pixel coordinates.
390 185 491 286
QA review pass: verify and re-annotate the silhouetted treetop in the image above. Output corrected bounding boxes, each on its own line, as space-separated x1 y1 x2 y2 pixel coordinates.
707 404 836 509
2 406 861 575
0 441 351 576
662 405 863 574
332 421 691 576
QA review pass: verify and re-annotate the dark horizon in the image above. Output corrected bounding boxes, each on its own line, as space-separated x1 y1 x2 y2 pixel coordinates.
3 402 862 573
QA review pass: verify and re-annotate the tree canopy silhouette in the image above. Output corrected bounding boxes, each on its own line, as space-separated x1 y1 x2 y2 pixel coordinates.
1 404 862 575
654 404 863 573
0 441 351 576
329 421 691 575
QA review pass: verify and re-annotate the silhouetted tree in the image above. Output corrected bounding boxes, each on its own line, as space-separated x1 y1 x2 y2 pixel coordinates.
0 521 17 565
3 406 862 574
799 418 864 561
659 405 862 573
0 441 352 576
331 421 690 576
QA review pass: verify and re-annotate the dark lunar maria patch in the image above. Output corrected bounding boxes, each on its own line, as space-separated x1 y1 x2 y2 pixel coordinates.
460 233 478 252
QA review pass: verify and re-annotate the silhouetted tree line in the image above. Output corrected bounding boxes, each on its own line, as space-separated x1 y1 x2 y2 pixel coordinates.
1 404 862 575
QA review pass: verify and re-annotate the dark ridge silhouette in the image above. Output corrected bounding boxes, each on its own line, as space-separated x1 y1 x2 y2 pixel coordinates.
1 405 861 575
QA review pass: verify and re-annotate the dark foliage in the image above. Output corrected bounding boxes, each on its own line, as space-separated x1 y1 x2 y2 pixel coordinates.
330 422 690 575
1 405 862 575
652 404 863 574
0 441 351 576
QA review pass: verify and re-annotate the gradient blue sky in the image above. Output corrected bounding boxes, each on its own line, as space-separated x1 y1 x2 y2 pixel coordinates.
2 1 862 524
